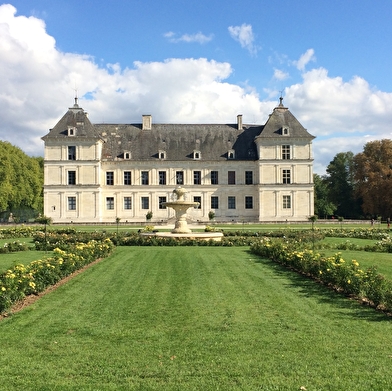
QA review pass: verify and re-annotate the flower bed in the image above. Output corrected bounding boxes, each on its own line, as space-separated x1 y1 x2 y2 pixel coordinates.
0 238 114 313
250 238 392 312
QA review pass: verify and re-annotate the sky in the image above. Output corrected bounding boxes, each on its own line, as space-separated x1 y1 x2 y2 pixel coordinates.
1 0 392 174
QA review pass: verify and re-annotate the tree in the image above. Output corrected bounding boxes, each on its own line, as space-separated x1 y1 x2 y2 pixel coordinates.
325 151 361 219
354 139 392 219
313 174 336 218
0 141 43 220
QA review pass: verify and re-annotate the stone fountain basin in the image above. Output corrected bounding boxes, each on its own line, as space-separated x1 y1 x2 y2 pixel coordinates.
140 231 223 241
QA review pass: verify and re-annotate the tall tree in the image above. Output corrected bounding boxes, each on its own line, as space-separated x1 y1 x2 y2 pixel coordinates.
325 151 361 218
0 141 43 218
354 139 392 219
313 174 336 218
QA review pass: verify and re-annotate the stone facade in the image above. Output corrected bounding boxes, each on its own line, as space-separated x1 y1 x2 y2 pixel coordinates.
42 98 315 223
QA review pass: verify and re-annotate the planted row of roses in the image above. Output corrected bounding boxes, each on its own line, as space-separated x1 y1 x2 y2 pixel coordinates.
250 238 392 312
0 238 114 313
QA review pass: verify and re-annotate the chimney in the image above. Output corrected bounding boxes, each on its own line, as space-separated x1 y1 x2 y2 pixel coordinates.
237 114 243 130
142 115 152 130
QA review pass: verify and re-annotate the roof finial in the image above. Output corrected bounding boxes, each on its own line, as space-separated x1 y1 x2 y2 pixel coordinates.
74 88 79 107
279 90 284 107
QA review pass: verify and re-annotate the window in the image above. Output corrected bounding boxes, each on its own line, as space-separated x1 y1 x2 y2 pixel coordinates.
194 171 201 185
228 150 235 159
282 126 289 135
245 196 253 209
106 197 114 210
68 196 76 210
228 171 236 185
68 171 76 185
124 152 131 159
282 145 291 160
176 171 184 185
159 171 166 185
194 151 201 159
141 171 149 185
211 171 219 185
211 196 219 209
283 195 291 209
124 197 132 210
68 127 75 136
245 171 253 185
124 171 131 185
141 197 149 209
193 196 201 209
159 196 167 209
228 196 236 209
106 172 114 185
68 146 76 160
283 169 291 184
159 150 166 159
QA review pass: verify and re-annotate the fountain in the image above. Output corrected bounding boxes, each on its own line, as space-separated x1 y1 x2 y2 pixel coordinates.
163 186 199 233
141 186 223 241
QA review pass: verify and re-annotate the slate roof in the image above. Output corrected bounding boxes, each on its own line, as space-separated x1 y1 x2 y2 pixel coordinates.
96 123 262 161
42 98 314 161
258 99 315 140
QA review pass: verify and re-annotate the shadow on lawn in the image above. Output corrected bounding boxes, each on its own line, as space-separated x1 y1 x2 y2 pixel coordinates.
253 254 390 322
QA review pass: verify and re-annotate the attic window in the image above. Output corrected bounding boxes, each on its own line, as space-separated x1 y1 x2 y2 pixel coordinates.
193 150 201 160
68 126 76 136
282 126 289 136
228 149 235 159
124 151 131 159
159 150 166 160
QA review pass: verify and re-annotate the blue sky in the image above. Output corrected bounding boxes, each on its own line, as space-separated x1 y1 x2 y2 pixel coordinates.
1 0 392 173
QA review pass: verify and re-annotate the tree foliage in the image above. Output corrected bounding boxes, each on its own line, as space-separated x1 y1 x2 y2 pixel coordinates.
354 139 392 219
313 174 336 218
325 151 361 218
0 141 43 218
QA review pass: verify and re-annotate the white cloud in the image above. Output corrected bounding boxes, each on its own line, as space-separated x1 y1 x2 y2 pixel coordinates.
294 48 316 71
228 23 258 55
273 69 289 81
164 31 213 44
1 4 392 175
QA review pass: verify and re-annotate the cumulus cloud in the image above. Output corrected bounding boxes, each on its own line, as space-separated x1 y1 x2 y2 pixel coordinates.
228 23 258 55
273 69 289 81
164 31 213 44
294 48 316 71
1 4 392 175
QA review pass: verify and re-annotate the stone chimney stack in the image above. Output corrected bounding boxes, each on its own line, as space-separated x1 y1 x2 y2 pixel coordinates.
142 115 152 130
237 114 243 130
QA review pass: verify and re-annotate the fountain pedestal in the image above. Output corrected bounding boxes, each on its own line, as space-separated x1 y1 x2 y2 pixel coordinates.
141 186 223 241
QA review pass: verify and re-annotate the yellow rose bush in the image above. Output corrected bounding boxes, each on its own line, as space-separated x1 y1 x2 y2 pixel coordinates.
0 238 114 313
251 238 392 312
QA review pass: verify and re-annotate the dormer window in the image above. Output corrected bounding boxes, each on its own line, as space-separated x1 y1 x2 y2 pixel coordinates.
193 150 201 160
159 150 166 160
67 126 76 136
228 149 235 159
282 126 289 136
124 151 131 159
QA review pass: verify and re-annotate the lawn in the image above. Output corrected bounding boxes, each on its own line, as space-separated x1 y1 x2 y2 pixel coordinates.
0 246 391 390
0 250 52 273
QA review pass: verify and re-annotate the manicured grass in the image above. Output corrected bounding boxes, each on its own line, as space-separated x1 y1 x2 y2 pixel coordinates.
0 250 52 273
320 237 379 247
321 249 392 280
0 246 391 390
